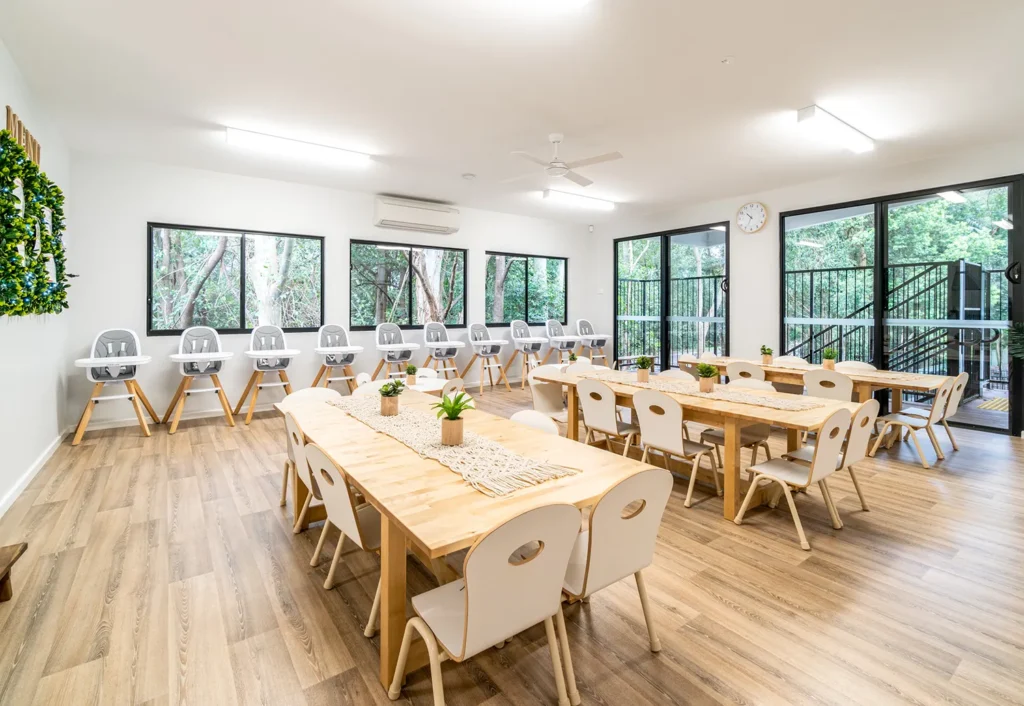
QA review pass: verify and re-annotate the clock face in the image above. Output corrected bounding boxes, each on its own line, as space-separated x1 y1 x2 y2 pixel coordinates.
736 202 767 233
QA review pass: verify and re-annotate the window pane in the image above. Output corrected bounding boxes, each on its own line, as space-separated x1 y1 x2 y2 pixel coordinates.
527 257 566 323
485 255 526 323
244 234 322 328
150 227 241 331
350 243 410 327
412 248 465 325
782 204 875 364
616 237 662 370
668 229 727 364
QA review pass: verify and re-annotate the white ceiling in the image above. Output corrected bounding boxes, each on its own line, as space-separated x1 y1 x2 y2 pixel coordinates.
3 0 1024 224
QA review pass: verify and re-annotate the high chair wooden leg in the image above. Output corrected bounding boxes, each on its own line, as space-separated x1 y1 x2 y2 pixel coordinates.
384 363 392 380
132 381 161 425
371 359 386 381
544 616 572 706
126 381 151 438
169 377 193 435
162 377 187 424
635 569 661 652
279 370 293 395
478 357 486 395
364 578 382 638
522 353 530 390
210 374 235 427
344 365 357 393
554 607 581 706
243 372 265 425
311 364 327 387
233 372 258 414
540 347 555 365
458 353 478 379
497 360 512 392
72 382 106 445
486 359 495 389
324 530 346 589
423 354 434 371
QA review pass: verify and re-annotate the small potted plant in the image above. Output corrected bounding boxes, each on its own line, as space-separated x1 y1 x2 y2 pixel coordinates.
379 380 405 416
760 345 773 366
635 355 653 382
822 348 838 370
433 391 474 446
696 362 718 393
568 351 578 362
405 364 418 386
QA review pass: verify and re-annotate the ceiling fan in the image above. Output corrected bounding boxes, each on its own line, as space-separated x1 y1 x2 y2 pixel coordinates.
507 133 622 187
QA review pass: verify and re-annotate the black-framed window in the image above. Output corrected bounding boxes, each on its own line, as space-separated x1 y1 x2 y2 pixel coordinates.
350 239 466 331
147 222 323 336
484 252 567 325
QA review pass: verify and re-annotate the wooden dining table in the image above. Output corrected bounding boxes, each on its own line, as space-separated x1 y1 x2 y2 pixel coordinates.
531 369 861 522
275 391 653 692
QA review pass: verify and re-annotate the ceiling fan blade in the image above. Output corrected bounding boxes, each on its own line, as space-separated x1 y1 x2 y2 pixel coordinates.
564 151 623 170
563 171 594 188
511 151 550 167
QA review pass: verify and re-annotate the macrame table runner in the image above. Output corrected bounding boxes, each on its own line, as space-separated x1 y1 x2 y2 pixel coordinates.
327 397 579 497
576 369 827 411
690 358 936 383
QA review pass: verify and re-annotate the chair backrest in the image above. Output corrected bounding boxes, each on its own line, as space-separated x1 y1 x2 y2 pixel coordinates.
632 390 685 457
943 372 969 420
352 379 391 397
87 328 141 382
178 326 224 375
841 398 880 468
577 379 619 435
803 369 853 401
279 387 342 413
251 325 290 371
510 410 560 436
699 351 719 362
318 324 354 366
576 319 594 337
677 353 698 364
835 360 876 371
727 378 774 392
545 320 564 338
726 361 765 382
565 361 593 375
423 321 450 343
661 368 697 380
528 365 567 417
808 408 853 484
284 412 316 495
926 377 956 425
470 323 502 356
580 468 673 597
416 367 439 379
302 443 373 550
510 320 532 342
774 355 807 366
441 378 466 398
355 372 371 387
376 322 405 346
460 504 582 660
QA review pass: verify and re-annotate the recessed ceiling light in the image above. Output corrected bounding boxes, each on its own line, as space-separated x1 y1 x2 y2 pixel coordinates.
462 173 477 181
720 56 734 65
796 105 874 154
225 127 372 168
994 219 1014 230
938 191 967 203
542 189 616 211
711 225 727 231
795 240 824 248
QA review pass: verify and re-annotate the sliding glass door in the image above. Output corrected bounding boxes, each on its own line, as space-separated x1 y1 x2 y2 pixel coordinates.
615 235 663 371
668 228 727 366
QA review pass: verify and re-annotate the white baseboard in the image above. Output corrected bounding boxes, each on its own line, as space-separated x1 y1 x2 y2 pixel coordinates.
0 432 66 520
62 403 283 435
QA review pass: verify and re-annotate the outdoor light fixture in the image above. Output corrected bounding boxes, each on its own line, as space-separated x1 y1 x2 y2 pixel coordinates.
225 127 372 168
796 105 875 154
542 189 616 211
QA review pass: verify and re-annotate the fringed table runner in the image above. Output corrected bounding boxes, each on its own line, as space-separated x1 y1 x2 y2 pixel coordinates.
576 369 827 411
327 397 580 497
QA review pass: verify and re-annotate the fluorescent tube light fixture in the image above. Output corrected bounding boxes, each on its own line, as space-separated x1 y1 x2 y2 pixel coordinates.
994 219 1014 230
795 240 824 248
225 127 372 168
937 191 967 204
542 189 615 211
711 225 727 231
796 105 875 154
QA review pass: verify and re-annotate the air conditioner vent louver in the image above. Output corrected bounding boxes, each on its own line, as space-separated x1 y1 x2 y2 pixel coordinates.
373 196 461 235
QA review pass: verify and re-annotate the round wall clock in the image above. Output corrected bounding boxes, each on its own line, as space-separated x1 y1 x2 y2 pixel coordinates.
736 202 768 233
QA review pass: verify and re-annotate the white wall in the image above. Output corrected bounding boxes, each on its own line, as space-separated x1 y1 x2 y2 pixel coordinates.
0 39 72 515
593 139 1024 360
67 156 590 426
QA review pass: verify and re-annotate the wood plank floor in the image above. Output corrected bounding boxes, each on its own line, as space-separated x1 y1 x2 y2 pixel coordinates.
1 387 1023 705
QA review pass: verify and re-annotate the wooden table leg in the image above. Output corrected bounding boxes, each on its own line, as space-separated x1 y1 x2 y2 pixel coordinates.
787 428 801 453
854 383 872 403
722 419 743 520
380 514 408 689
566 385 579 442
891 388 902 413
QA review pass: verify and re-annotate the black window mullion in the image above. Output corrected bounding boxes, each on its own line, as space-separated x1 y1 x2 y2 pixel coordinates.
407 248 414 327
239 233 247 330
525 257 532 324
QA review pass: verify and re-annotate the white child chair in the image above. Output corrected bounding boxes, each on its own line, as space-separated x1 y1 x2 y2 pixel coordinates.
235 325 299 425
543 319 580 366
509 320 548 389
577 378 640 456
804 369 853 401
165 326 236 434
834 360 876 372
900 371 968 452
871 377 955 469
576 318 610 363
510 410 560 436
387 504 583 706
372 322 421 380
461 323 511 395
312 324 363 393
72 328 159 445
528 364 569 426
284 412 322 533
726 361 765 382
774 355 809 366
277 388 342 506
700 378 774 466
422 321 466 379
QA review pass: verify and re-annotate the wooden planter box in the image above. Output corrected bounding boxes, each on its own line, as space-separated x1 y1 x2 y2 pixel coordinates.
381 396 400 416
637 368 650 383
699 377 715 393
441 417 464 446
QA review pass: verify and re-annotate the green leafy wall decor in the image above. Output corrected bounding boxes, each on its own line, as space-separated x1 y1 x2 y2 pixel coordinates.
0 129 68 315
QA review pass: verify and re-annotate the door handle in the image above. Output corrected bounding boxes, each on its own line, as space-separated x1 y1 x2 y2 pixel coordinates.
720 278 729 293
1005 261 1021 284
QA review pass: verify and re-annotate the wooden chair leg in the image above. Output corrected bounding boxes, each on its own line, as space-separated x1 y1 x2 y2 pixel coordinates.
169 377 193 435
370 358 386 381
848 466 869 511
162 377 187 424
906 429 931 469
634 569 661 653
292 493 312 534
310 520 332 567
210 374 236 427
869 422 891 457
72 382 106 445
705 450 722 496
621 433 634 457
324 530 346 589
280 460 291 507
733 473 762 525
244 372 265 425
640 447 650 464
387 617 446 704
126 381 151 438
233 371 258 414
779 483 810 550
941 419 959 451
364 578 382 638
132 380 161 425
818 480 843 529
925 425 945 460
554 607 582 706
683 457 701 508
544 616 572 706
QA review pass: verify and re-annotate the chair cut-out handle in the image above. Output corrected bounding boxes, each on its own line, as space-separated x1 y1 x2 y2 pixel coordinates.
621 499 647 520
508 541 545 566
319 468 336 486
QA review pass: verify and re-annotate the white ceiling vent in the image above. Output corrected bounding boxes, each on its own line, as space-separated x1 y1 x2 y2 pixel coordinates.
373 196 461 235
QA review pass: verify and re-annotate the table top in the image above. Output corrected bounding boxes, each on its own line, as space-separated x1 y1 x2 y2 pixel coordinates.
549 335 581 342
314 345 364 355
533 369 860 431
423 340 466 348
244 348 301 358
170 352 234 363
471 338 508 346
75 355 152 367
514 336 549 344
376 342 422 351
277 391 653 558
407 378 446 394
698 356 949 391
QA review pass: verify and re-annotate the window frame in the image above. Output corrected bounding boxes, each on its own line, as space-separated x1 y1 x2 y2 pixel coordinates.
484 250 569 327
146 221 325 337
348 238 468 332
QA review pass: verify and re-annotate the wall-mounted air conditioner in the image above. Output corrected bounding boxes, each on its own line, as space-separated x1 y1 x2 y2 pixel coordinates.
373 196 461 235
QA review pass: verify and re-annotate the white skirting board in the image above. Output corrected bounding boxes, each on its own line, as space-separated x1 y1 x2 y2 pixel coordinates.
0 432 65 520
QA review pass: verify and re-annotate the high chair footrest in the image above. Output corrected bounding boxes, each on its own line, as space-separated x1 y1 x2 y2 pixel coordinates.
256 381 290 389
184 387 220 396
91 393 135 402
327 375 354 382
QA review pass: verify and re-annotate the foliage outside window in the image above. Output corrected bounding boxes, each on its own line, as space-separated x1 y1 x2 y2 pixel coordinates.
148 223 322 334
484 252 566 325
350 240 465 330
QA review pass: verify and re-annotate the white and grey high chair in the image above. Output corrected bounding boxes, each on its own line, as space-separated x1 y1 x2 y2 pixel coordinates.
576 318 610 363
72 328 158 445
421 321 465 379
371 322 420 380
508 320 548 390
235 325 299 425
312 324 363 393
542 319 581 365
459 323 512 395
165 326 236 434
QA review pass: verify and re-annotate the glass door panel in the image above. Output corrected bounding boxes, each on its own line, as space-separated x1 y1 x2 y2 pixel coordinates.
782 205 876 364
884 185 1011 430
615 236 663 371
667 229 727 366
